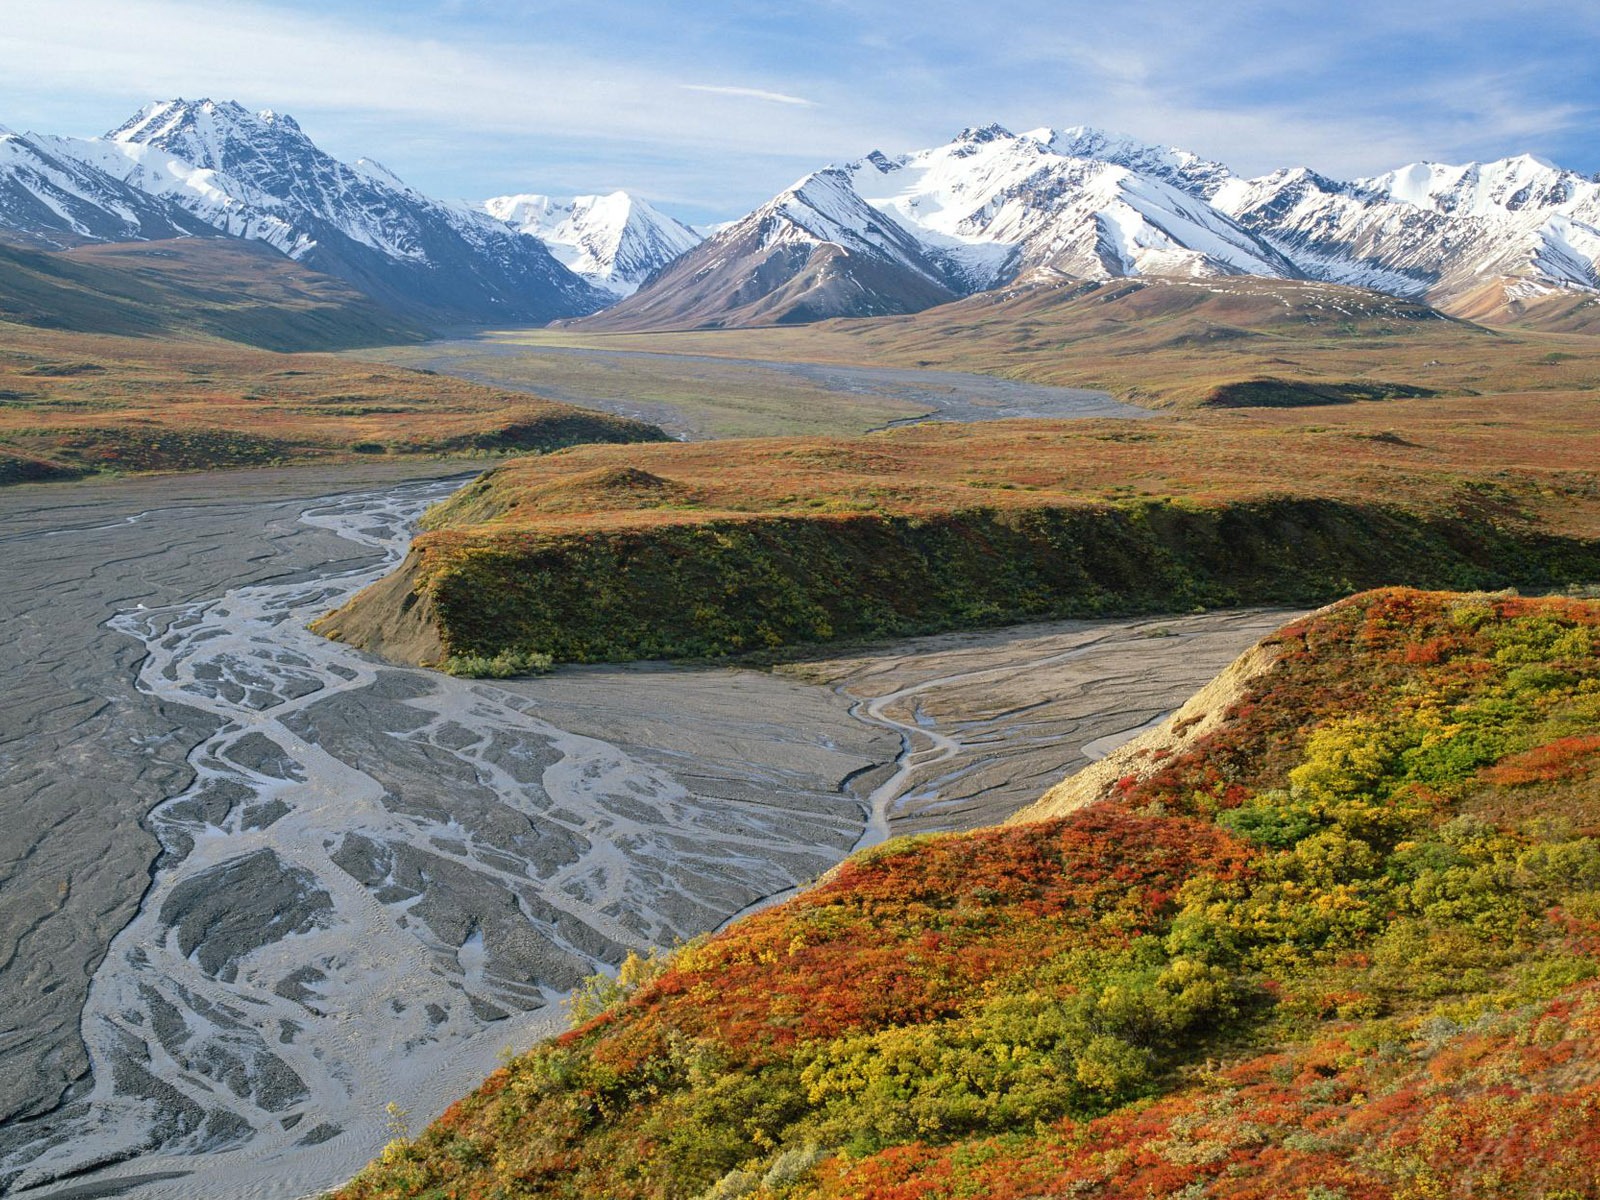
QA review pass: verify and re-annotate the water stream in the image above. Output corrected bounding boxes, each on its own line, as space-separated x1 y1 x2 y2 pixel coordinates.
4 480 874 1199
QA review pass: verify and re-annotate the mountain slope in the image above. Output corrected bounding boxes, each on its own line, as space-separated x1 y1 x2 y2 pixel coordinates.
483 191 702 296
8 105 1600 332
0 127 210 249
42 99 609 324
1027 124 1235 198
1023 129 1600 321
1211 154 1600 321
0 237 424 349
574 167 966 329
842 125 1295 287
585 126 1301 331
335 587 1600 1200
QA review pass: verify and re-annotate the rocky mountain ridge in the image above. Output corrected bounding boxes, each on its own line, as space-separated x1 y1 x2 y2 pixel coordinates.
3 99 608 324
590 124 1600 329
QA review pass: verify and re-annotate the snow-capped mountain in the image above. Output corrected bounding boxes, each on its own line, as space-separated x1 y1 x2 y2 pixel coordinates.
482 191 701 296
586 124 1297 330
573 165 971 330
3 100 1599 333
595 121 1600 331
842 124 1294 286
30 99 608 323
1210 152 1600 309
0 127 211 249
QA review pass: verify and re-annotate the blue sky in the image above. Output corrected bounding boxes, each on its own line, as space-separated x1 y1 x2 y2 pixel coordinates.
3 0 1597 222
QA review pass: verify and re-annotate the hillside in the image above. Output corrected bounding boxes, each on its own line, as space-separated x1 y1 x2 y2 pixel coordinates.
0 237 425 350
313 394 1600 667
335 587 1600 1199
0 326 668 484
522 275 1600 408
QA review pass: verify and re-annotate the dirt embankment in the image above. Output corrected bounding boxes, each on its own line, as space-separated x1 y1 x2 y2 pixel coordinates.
1010 638 1284 823
311 549 445 665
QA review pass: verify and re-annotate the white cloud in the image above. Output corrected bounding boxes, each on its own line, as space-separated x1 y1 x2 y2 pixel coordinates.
681 85 815 107
0 0 856 160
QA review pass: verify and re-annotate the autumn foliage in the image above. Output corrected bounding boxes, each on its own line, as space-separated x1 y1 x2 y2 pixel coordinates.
337 589 1600 1200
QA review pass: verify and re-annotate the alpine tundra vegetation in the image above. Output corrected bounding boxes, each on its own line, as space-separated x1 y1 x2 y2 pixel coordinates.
335 588 1600 1200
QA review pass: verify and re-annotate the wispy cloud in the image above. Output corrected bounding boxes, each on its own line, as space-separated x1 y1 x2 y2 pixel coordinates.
0 0 1595 220
0 0 860 210
682 85 815 107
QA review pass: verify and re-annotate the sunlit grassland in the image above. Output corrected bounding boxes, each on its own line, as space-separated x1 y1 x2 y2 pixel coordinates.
337 588 1600 1200
0 323 666 483
313 391 1600 666
506 276 1600 408
412 392 1600 538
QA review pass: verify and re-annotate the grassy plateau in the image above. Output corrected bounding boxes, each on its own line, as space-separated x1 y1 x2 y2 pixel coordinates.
315 391 1600 666
352 340 930 439
509 277 1600 409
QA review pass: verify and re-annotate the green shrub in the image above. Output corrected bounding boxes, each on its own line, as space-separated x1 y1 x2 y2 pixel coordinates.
440 648 554 678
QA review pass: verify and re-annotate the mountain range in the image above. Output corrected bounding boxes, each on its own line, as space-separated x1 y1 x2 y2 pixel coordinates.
0 100 609 325
2 101 1598 335
584 124 1600 330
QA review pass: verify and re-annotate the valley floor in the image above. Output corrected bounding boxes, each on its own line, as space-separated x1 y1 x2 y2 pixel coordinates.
350 339 1149 440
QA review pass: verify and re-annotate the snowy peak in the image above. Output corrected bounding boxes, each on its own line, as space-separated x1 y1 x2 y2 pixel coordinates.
839 124 1291 288
38 98 608 323
1359 154 1598 218
107 99 312 175
5 100 1600 331
571 163 969 331
1025 125 1234 198
770 168 927 257
953 123 1015 146
1206 147 1600 305
0 125 209 249
587 123 1299 331
482 189 701 295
